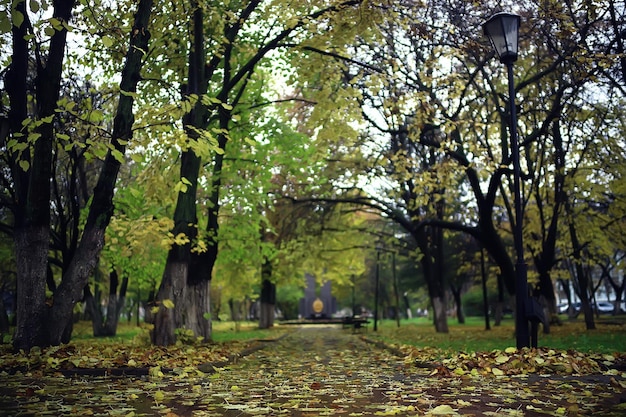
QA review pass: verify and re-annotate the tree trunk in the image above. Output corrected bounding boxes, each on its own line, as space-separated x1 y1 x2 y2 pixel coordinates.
100 271 128 336
494 274 505 326
565 200 595 330
450 286 465 324
182 280 212 342
431 296 448 333
10 0 152 350
0 296 11 339
152 258 187 346
151 0 210 346
84 286 104 336
480 248 491 330
11 0 75 352
259 262 276 329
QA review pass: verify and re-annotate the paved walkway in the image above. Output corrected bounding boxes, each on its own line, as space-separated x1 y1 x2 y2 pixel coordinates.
203 325 428 415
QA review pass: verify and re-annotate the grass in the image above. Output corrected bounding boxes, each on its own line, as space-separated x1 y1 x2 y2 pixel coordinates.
68 320 285 345
371 315 626 354
8 316 624 355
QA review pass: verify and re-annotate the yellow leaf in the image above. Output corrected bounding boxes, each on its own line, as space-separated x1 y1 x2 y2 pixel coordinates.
154 390 165 402
505 347 517 354
495 355 509 364
491 367 504 376
163 299 175 309
428 404 458 415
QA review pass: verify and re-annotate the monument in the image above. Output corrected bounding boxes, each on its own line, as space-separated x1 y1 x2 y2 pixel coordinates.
299 274 336 319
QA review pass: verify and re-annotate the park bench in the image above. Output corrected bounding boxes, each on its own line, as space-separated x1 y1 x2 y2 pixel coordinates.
342 315 370 332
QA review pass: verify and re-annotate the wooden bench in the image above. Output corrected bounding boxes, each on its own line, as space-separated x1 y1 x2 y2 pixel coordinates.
342 316 370 332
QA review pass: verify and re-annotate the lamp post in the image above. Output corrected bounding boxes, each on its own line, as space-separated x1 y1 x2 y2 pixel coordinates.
374 246 380 331
483 12 530 348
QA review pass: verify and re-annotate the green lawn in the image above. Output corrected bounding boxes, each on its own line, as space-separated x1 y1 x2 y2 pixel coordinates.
370 315 626 354
68 320 285 345
23 315 626 355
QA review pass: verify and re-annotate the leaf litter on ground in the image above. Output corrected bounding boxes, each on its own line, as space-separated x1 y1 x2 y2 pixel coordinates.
0 325 625 416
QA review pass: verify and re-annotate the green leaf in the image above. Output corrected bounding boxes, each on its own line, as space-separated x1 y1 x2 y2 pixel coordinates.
44 26 55 36
0 11 11 33
12 10 24 29
102 35 114 47
29 0 40 13
19 160 30 171
111 149 124 163
120 89 138 98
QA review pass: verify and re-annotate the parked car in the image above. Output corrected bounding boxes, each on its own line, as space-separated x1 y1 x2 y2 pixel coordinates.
557 303 569 314
594 301 614 314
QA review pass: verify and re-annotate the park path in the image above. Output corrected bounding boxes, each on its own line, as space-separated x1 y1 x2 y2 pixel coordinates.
1 325 624 416
196 324 432 416
162 325 625 416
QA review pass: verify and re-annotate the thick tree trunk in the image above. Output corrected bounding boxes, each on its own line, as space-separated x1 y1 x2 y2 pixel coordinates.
431 296 448 333
11 0 75 352
13 227 49 350
152 259 187 346
182 280 212 341
152 1 212 346
47 1 153 342
10 0 152 350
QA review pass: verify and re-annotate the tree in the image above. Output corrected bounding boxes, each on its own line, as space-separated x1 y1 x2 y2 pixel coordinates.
283 0 626 338
150 0 384 345
2 0 153 350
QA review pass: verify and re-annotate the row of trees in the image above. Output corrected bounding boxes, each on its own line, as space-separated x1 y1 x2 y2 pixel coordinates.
1 0 625 351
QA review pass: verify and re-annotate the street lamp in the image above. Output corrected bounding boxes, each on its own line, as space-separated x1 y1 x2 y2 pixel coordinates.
373 246 380 331
483 12 530 348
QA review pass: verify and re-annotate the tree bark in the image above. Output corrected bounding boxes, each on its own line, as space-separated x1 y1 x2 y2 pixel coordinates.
86 270 128 337
565 200 595 330
450 285 465 324
259 262 276 329
152 258 187 346
45 0 153 346
182 280 212 341
415 226 448 333
7 0 152 350
12 0 76 352
431 296 448 333
152 0 208 345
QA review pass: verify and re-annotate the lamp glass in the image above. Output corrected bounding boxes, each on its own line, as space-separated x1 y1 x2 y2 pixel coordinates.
483 13 520 63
